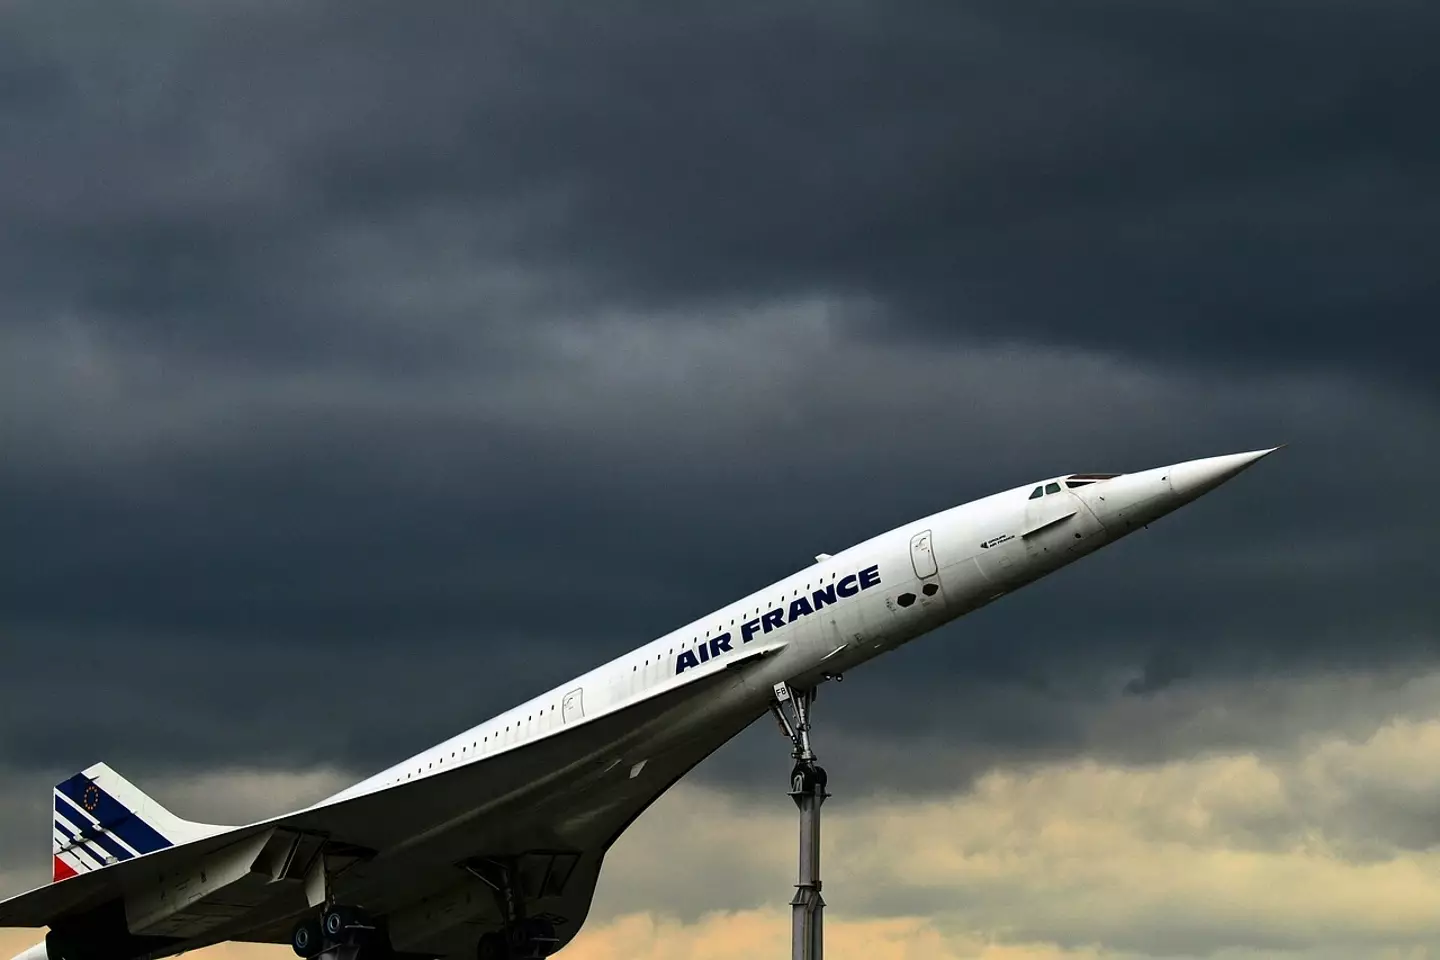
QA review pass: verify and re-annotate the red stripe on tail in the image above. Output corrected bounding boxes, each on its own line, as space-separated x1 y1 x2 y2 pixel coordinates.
52 855 77 882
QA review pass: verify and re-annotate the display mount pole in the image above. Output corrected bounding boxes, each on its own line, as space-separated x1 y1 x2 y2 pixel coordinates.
772 683 829 960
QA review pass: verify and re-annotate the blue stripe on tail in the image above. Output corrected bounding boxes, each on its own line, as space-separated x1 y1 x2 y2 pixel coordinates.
54 774 173 856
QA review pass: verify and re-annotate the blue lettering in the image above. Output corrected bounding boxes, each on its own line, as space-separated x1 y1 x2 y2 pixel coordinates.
710 633 732 657
681 567 880 673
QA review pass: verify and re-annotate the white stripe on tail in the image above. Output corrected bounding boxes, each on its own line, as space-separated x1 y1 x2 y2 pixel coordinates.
51 762 228 882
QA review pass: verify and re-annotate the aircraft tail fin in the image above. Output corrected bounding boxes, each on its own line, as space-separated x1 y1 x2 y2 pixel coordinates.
51 762 224 881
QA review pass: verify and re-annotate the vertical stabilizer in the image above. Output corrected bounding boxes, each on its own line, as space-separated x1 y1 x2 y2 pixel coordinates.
51 762 227 881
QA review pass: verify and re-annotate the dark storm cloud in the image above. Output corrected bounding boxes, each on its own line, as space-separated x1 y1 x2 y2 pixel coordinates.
1 0 1437 883
1123 649 1195 697
4 2 1435 378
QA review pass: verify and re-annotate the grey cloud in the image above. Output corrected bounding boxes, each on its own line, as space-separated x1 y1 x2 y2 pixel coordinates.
0 0 1437 903
3 315 1436 789
3 2 1435 379
1123 648 1194 697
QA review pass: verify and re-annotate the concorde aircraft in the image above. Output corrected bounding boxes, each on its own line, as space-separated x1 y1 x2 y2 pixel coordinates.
0 449 1277 960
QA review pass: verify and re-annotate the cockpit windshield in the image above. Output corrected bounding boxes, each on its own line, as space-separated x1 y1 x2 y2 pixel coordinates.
1064 473 1121 489
1031 474 1121 498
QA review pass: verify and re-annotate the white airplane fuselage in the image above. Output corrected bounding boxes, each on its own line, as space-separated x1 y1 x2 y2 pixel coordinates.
3 450 1275 960
329 450 1273 805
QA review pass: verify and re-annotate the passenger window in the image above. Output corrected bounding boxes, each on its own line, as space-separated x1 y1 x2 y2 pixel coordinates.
1045 482 1061 495
1029 486 1043 499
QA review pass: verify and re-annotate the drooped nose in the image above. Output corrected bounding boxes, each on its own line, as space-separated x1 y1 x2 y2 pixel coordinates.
1079 447 1279 533
1166 448 1280 502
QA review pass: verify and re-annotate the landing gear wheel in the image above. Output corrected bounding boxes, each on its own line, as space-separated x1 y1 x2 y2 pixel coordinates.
476 930 509 960
291 917 323 958
322 904 374 944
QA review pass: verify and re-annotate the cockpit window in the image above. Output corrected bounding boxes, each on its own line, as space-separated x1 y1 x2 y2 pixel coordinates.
1028 486 1043 499
1065 473 1120 489
1044 482 1061 495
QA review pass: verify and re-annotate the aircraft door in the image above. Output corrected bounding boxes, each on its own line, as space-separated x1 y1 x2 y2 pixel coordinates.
910 530 937 579
562 688 584 724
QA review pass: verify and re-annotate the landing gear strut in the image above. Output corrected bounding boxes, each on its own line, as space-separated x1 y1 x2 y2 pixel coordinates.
470 858 561 960
291 851 385 960
772 682 829 960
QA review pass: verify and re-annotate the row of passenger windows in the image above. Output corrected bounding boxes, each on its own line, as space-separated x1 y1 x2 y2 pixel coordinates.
398 703 562 782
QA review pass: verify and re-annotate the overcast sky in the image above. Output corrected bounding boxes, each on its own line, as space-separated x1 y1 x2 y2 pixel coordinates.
2 3 1437 958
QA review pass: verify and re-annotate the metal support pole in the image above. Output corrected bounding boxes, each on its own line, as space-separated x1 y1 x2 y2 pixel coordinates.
775 684 828 960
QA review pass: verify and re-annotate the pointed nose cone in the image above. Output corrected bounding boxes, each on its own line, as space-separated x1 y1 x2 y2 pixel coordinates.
1167 447 1281 501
